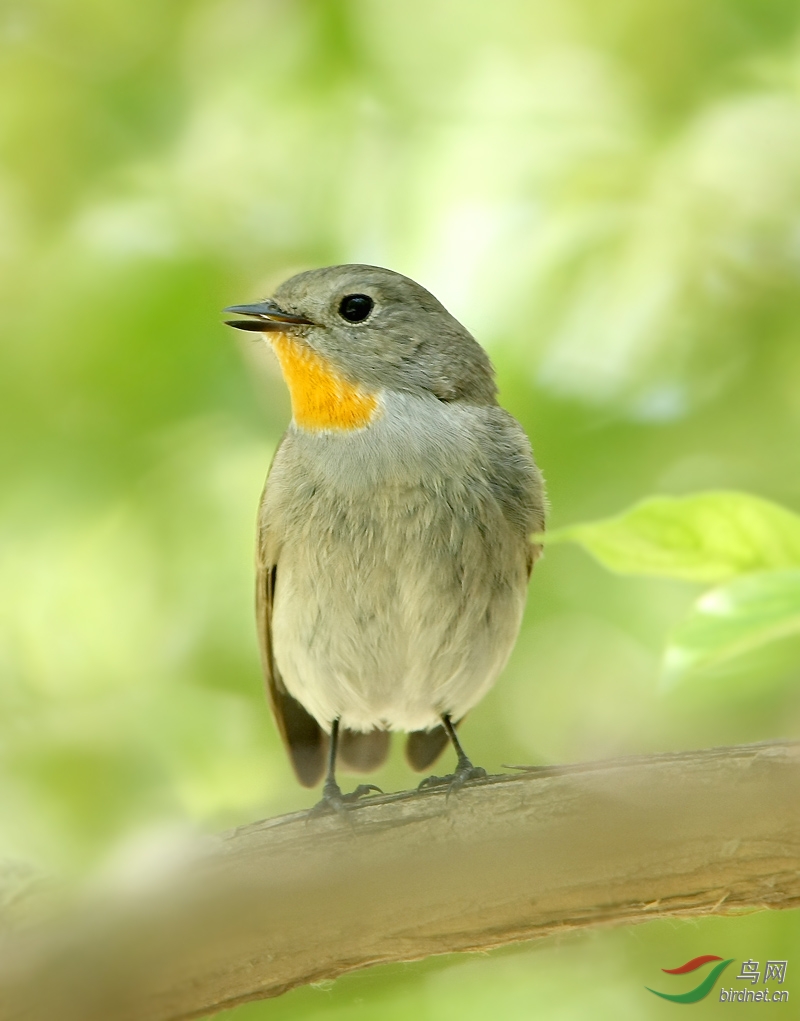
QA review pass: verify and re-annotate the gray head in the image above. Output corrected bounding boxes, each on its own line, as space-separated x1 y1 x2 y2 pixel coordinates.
225 265 497 405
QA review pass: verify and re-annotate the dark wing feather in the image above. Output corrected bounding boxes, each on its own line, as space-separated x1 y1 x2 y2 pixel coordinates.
527 538 542 580
256 536 328 789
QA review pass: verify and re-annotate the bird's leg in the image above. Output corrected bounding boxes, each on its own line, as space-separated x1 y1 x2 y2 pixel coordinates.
310 719 382 815
320 717 344 804
418 714 487 795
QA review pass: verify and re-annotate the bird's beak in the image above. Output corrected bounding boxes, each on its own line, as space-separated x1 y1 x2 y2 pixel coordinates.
223 300 315 332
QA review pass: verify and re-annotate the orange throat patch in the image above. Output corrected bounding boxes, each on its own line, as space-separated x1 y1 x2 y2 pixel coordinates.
269 333 380 431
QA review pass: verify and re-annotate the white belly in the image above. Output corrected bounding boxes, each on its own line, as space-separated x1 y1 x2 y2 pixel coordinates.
271 503 527 732
263 393 535 733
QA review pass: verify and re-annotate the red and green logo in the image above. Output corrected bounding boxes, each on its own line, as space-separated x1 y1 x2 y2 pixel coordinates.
647 956 735 1003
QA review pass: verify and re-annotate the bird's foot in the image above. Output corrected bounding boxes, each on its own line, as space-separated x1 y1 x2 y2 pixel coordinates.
417 759 487 798
309 781 383 818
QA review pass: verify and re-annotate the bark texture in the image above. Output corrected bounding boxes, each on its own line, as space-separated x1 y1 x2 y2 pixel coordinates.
1 741 798 1021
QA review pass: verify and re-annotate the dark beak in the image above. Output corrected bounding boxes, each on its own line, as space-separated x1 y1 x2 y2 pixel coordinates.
223 300 315 332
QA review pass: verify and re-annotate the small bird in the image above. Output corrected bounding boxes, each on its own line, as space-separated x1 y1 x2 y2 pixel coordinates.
225 265 545 809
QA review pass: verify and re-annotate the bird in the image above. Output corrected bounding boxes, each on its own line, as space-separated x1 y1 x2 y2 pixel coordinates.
225 265 545 810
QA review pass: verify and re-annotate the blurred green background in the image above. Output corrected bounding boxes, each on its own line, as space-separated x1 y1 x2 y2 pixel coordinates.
1 0 798 1016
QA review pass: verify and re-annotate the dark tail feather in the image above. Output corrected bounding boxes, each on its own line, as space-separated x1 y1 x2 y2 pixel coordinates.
405 725 450 772
339 728 391 773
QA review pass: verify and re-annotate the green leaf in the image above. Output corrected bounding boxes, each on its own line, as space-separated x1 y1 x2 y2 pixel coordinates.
536 492 800 583
662 569 800 685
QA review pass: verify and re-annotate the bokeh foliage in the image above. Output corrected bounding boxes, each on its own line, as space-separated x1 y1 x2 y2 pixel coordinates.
540 491 800 681
1 0 798 1017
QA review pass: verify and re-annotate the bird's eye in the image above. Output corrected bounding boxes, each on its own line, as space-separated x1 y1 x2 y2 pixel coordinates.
338 293 374 323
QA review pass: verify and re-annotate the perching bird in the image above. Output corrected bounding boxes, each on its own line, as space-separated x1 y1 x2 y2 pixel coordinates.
225 265 545 809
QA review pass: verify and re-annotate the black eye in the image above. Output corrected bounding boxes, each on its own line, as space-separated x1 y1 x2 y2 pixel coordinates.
338 293 374 323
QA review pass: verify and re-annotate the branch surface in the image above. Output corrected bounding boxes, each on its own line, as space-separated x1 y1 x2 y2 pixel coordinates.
1 741 799 1021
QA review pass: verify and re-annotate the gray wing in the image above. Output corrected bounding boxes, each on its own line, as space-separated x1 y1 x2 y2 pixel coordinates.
257 475 390 784
256 486 328 788
485 408 547 578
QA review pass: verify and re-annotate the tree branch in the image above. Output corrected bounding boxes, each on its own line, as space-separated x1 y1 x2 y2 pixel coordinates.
1 740 799 1021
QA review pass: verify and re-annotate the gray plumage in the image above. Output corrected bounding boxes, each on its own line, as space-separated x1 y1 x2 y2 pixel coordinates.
240 266 545 788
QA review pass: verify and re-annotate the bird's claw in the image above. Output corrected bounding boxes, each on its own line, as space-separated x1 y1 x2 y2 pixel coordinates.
309 782 383 818
340 783 383 802
417 761 487 798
